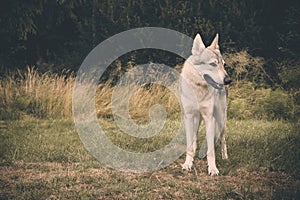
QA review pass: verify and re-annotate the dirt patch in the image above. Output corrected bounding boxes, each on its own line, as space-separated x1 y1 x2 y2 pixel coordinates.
0 160 299 199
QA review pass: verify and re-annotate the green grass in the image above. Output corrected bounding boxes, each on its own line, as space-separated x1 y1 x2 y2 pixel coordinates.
0 119 299 199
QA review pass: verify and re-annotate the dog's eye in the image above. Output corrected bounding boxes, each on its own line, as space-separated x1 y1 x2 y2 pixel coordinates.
209 62 218 67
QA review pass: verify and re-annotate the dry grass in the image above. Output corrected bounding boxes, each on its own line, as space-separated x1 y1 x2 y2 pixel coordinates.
0 66 297 121
96 84 181 120
1 159 299 199
0 67 74 119
0 67 181 121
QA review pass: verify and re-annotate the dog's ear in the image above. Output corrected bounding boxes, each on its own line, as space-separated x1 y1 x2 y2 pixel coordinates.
208 33 219 50
192 33 205 55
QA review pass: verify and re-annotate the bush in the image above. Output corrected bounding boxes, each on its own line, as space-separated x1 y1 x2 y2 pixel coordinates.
228 82 296 120
223 51 267 85
254 88 294 120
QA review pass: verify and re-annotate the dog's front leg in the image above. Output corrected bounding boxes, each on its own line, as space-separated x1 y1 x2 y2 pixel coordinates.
204 115 219 175
182 112 199 171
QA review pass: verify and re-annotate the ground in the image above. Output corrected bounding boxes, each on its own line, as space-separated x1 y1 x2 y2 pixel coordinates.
0 119 299 199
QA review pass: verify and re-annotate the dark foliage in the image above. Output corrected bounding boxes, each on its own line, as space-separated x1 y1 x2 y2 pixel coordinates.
0 0 299 87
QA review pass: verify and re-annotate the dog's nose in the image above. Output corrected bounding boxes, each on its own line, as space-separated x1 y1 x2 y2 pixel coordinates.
224 76 232 85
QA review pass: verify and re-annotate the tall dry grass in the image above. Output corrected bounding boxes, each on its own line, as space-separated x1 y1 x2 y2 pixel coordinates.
0 67 181 120
95 84 181 120
0 67 74 119
0 61 297 121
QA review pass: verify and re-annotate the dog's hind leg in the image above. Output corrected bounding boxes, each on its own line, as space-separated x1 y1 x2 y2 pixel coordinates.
182 111 200 171
220 123 228 159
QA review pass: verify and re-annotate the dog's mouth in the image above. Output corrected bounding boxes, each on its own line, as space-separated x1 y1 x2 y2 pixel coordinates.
203 74 224 89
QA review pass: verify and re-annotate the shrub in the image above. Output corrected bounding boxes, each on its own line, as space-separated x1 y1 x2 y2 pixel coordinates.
223 50 267 85
228 82 295 120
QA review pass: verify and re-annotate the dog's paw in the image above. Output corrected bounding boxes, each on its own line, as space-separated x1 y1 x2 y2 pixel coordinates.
208 166 219 176
181 161 193 171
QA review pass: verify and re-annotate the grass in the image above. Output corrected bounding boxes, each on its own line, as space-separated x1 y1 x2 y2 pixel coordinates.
0 118 299 199
1 67 298 121
0 67 74 120
0 67 299 199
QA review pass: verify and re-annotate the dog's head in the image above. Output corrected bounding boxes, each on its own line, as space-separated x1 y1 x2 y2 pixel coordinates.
190 33 232 89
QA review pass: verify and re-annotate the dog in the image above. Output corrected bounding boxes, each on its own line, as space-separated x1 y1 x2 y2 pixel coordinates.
180 33 232 175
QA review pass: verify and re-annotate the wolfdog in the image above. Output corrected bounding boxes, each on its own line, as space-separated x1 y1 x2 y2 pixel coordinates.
180 33 232 175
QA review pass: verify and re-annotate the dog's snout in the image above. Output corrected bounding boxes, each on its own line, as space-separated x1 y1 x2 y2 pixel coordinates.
224 76 232 85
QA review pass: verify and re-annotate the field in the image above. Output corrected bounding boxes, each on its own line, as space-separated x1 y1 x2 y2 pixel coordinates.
1 0 300 198
0 118 299 199
0 67 299 199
